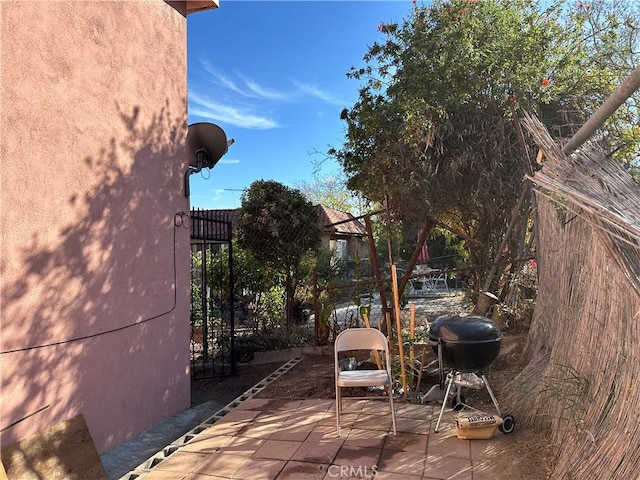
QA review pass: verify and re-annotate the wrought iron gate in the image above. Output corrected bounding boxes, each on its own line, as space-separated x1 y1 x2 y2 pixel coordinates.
190 209 235 378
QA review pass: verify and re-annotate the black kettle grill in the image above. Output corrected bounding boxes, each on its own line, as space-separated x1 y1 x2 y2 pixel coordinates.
428 314 502 372
427 314 515 434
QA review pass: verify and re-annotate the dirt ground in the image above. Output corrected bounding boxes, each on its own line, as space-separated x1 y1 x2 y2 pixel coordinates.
191 331 554 479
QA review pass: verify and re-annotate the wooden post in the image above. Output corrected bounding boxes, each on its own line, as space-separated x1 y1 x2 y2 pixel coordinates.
391 265 408 399
561 66 640 156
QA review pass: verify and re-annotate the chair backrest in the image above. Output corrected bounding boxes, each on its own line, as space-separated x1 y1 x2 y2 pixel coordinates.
334 328 388 354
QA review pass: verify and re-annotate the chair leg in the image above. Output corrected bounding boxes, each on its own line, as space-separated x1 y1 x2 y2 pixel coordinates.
335 386 341 437
388 387 397 435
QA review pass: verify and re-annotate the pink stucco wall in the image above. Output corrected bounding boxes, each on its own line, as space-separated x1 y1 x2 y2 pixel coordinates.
1 1 192 452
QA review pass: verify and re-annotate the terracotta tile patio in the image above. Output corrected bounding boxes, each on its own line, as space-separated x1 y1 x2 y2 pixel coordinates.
127 397 489 480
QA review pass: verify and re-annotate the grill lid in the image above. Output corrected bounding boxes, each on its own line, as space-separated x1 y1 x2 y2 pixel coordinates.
428 314 502 344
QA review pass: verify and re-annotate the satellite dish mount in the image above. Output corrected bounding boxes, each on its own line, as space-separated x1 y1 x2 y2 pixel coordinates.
184 122 234 197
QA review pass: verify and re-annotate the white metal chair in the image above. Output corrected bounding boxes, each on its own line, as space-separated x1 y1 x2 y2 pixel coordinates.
425 270 450 294
334 328 397 436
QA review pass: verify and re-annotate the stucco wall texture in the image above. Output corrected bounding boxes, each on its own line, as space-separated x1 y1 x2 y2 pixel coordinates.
1 1 191 453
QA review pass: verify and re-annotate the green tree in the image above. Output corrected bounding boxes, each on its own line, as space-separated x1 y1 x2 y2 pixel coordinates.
331 0 639 290
205 242 281 331
236 180 322 326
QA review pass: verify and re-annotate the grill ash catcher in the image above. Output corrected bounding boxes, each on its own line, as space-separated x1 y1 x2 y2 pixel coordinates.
424 314 515 435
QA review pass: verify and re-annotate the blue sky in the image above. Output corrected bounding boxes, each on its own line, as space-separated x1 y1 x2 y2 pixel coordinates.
187 0 414 209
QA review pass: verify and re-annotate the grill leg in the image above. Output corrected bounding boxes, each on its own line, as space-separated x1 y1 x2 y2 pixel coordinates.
481 374 502 417
435 371 455 433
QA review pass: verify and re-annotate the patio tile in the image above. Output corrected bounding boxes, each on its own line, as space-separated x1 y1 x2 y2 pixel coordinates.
216 408 262 423
344 428 387 449
298 399 335 412
217 436 266 456
142 469 191 480
422 454 473 479
233 457 287 480
427 434 471 459
356 413 394 431
370 470 421 479
270 423 316 442
395 403 433 419
278 460 330 479
323 412 358 428
395 416 431 435
291 439 344 464
287 411 327 425
184 473 228 480
332 445 381 468
377 449 426 476
255 410 292 424
238 421 283 439
203 420 251 436
236 398 274 410
308 422 345 442
180 433 233 453
192 452 249 477
151 451 208 473
339 399 369 413
383 432 428 453
359 399 393 414
253 439 303 460
269 399 304 411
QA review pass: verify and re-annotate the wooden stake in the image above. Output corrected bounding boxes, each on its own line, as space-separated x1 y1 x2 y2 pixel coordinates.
391 265 408 399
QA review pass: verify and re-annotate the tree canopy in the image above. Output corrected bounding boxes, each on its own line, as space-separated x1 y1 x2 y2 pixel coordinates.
331 0 640 284
236 180 321 325
296 174 365 217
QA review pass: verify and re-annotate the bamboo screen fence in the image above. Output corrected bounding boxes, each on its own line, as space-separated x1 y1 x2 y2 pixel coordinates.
506 114 640 479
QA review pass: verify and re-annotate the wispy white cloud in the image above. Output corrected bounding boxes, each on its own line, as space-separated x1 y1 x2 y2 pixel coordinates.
219 158 240 164
238 73 289 101
199 59 245 96
189 91 279 129
291 81 347 106
210 189 226 202
200 58 289 101
190 56 347 129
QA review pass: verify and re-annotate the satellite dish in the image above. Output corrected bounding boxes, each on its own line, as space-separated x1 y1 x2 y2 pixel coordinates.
187 122 228 168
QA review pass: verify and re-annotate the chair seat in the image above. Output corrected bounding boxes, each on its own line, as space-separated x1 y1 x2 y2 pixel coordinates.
337 370 390 387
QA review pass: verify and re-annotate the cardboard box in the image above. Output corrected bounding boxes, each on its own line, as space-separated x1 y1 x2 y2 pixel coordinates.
455 414 503 440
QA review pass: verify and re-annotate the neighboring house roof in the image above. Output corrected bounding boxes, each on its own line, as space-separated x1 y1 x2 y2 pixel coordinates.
315 204 366 237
